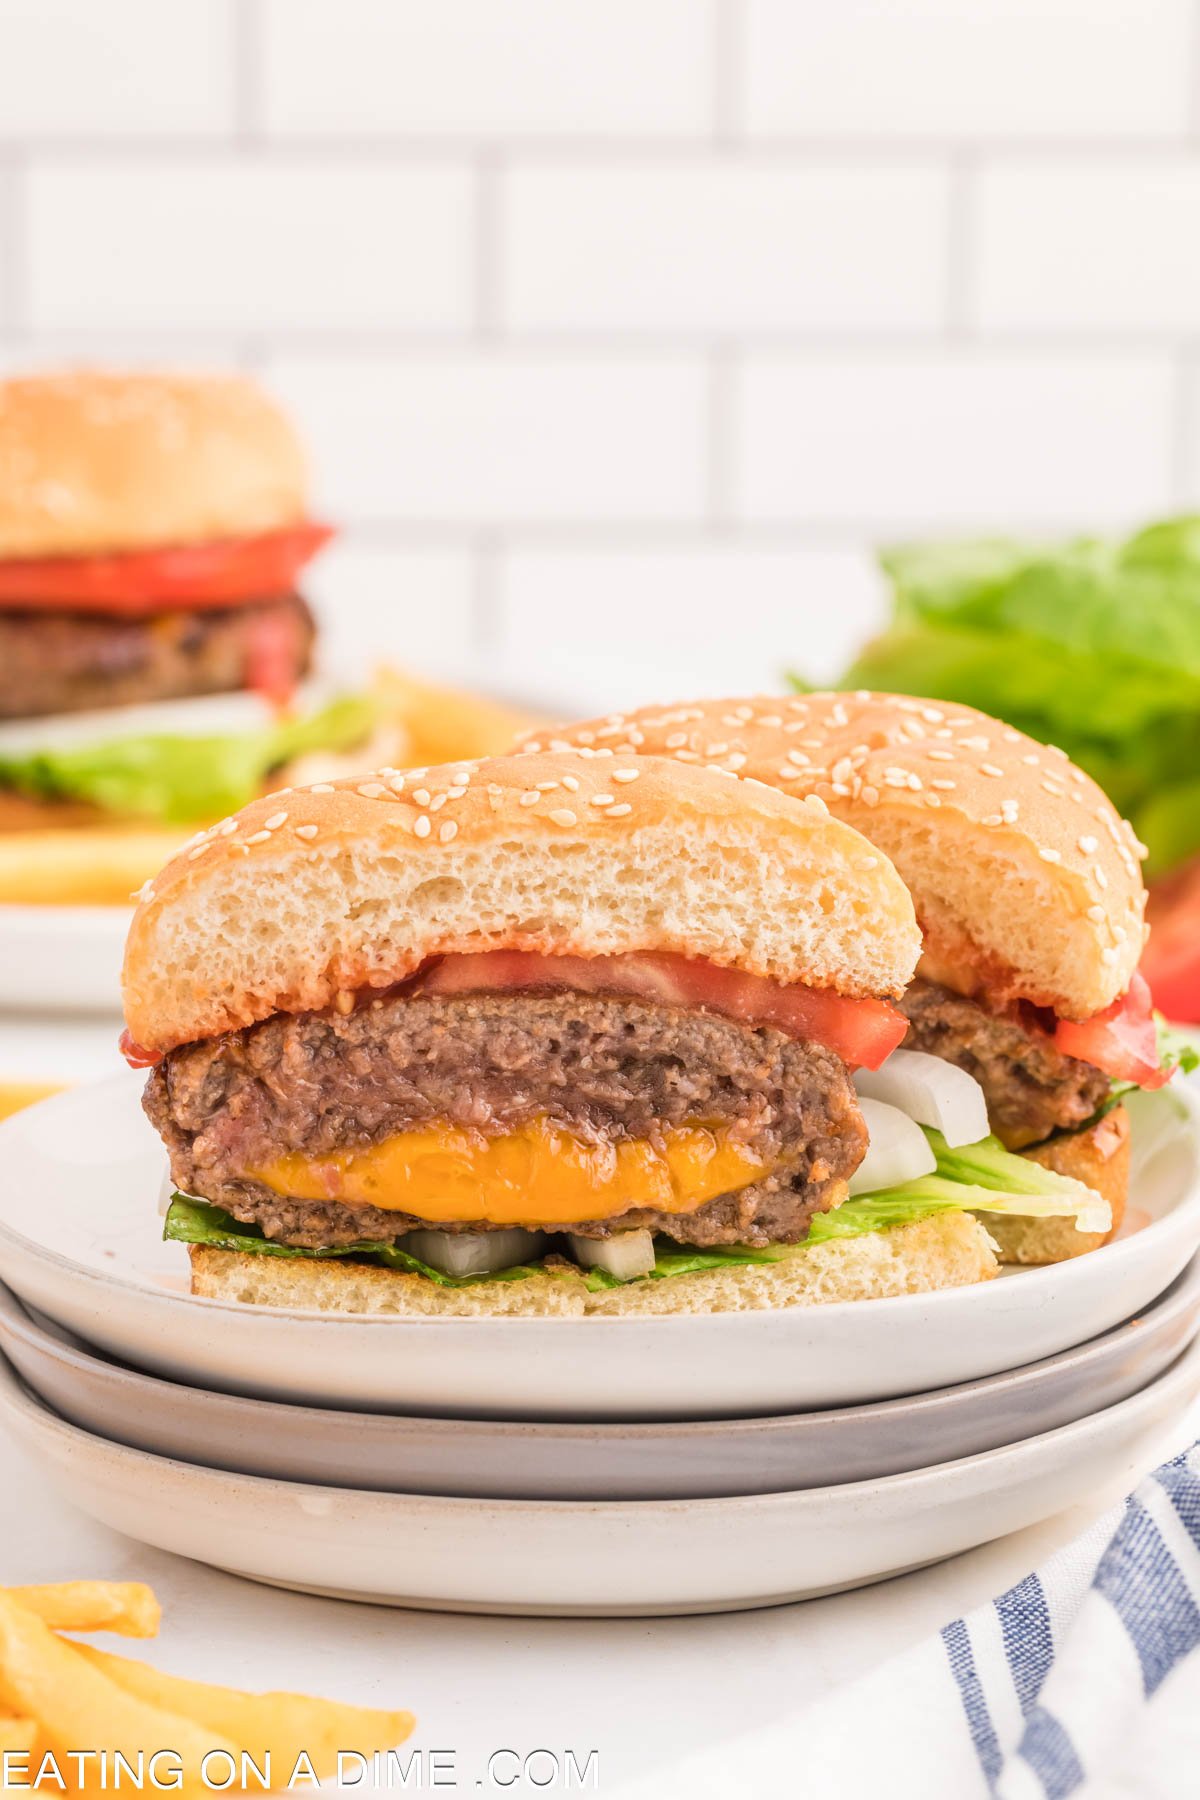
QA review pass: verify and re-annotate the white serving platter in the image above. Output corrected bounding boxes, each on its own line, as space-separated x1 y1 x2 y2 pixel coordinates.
2 1337 1197 1616
0 1076 1197 1420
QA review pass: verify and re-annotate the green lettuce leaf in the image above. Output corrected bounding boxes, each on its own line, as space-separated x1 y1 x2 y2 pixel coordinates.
795 515 1200 876
0 693 379 825
921 1127 1111 1233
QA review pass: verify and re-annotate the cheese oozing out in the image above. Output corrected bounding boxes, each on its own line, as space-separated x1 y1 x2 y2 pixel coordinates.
248 1117 770 1227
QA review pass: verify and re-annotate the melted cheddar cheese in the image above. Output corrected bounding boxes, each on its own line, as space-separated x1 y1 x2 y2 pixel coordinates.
249 1118 768 1226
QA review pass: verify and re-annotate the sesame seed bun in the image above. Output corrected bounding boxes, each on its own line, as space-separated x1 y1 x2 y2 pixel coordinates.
0 370 307 559
522 693 1147 1021
121 750 920 1055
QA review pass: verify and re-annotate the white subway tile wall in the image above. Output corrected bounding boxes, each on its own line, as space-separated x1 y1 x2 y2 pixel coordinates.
0 0 1196 708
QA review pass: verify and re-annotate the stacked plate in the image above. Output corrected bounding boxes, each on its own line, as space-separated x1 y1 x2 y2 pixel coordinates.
1 1076 1199 1616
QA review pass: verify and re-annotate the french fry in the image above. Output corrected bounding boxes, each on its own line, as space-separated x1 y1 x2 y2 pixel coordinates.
0 1594 235 1796
0 1717 37 1754
0 827 189 906
8 1583 161 1639
374 665 549 766
0 1085 65 1122
73 1644 415 1782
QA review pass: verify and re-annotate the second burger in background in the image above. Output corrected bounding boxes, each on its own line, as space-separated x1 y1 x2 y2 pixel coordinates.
0 369 384 901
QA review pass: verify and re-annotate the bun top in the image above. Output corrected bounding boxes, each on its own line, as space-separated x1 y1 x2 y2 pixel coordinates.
0 370 308 558
122 749 920 1054
520 692 1148 1020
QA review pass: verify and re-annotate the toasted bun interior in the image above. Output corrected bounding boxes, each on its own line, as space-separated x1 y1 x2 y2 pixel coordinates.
187 1210 997 1317
0 370 308 558
522 694 1147 1019
122 751 920 1054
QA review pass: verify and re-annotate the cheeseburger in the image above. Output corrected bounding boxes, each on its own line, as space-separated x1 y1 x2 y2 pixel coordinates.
525 692 1181 1264
0 370 323 724
0 370 388 902
125 753 1104 1316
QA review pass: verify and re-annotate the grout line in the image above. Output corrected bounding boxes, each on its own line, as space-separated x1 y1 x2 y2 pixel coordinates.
474 154 502 337
471 532 503 653
317 517 1122 549
1169 352 1198 504
713 0 744 146
944 150 977 337
6 135 1200 161
232 0 264 146
705 344 737 526
4 326 1189 360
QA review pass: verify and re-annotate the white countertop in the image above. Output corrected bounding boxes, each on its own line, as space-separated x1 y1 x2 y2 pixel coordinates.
3 1010 1198 1795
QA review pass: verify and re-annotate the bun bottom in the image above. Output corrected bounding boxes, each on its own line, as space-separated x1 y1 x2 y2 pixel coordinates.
188 1211 998 1319
981 1104 1131 1267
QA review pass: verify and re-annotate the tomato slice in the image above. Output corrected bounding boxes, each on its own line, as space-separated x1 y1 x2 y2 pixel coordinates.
0 523 334 612
1053 971 1169 1088
1142 862 1200 1025
119 1029 161 1069
244 604 308 706
415 950 907 1069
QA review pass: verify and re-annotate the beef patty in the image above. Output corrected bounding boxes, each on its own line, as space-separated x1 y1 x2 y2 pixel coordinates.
899 979 1110 1149
146 991 866 1249
0 592 314 719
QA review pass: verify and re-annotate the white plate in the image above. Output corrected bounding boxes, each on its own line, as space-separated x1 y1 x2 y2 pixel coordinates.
0 904 129 1014
0 1077 1197 1420
3 1336 1198 1616
5 1260 1200 1499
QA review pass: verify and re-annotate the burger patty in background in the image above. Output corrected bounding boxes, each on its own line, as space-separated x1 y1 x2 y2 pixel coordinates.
898 980 1112 1150
145 991 867 1249
0 592 315 719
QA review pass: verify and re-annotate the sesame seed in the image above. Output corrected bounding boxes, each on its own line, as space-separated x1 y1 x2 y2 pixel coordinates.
218 818 238 836
561 774 581 793
982 813 1002 828
413 815 432 839
725 751 747 770
1041 779 1064 796
1134 838 1149 859
858 855 879 870
1078 834 1099 854
439 820 458 843
777 766 801 782
548 808 577 827
927 748 954 762
388 775 406 793
960 735 990 752
1094 867 1108 889
246 830 272 846
535 781 559 792
591 794 615 807
1039 847 1062 863
930 777 957 791
665 732 688 750
1101 947 1118 965
357 784 384 800
803 793 829 815
428 793 446 811
263 811 288 831
520 790 540 807
607 803 632 817
1021 754 1040 767
1087 904 1106 922
787 749 810 767
295 824 318 840
980 763 1004 778
412 789 431 807
1001 800 1020 824
860 784 880 806
309 783 336 794
447 786 467 800
187 844 209 860
613 768 639 783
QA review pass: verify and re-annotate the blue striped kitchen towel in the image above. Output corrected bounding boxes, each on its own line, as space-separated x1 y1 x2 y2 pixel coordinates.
617 1442 1200 1799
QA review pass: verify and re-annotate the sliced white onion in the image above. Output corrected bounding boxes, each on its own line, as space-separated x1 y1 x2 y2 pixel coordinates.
568 1229 656 1281
850 1097 938 1196
404 1227 546 1277
855 1049 989 1148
